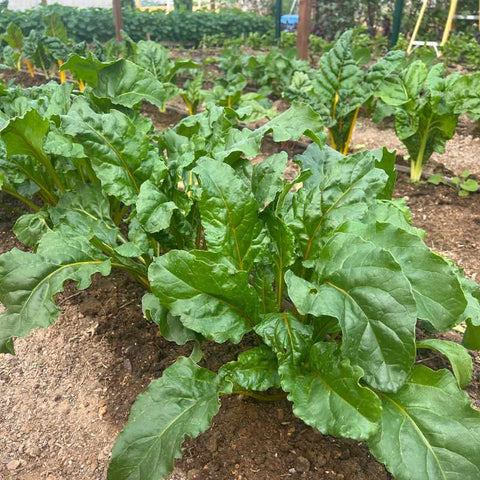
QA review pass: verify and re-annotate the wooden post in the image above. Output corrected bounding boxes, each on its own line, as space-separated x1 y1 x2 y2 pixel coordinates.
296 0 311 60
210 0 215 11
112 0 124 42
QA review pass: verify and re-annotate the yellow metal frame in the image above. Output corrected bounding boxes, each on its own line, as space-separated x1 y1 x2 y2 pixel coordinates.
407 0 465 57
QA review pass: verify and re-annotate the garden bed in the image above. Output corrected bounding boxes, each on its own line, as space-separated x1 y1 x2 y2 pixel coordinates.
1 107 479 478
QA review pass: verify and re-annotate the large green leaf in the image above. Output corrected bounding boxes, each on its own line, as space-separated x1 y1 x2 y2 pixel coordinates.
368 366 480 480
376 60 428 106
339 221 466 331
148 250 259 343
445 72 480 115
219 345 280 391
286 146 388 264
2 22 23 50
314 30 363 119
286 233 417 392
60 52 115 86
194 158 263 270
400 107 457 166
417 339 472 388
0 231 110 354
0 109 48 161
363 198 426 238
280 342 381 440
108 357 229 480
62 99 165 205
256 102 325 144
93 59 179 109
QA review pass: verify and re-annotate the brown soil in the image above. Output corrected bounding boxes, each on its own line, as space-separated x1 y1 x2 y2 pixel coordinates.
1 97 480 480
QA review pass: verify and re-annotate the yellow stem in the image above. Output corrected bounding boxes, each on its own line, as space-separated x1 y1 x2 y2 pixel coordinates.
58 59 66 84
328 130 337 150
25 60 34 77
342 106 360 155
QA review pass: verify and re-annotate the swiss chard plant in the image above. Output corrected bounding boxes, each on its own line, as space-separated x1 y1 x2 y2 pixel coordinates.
285 30 406 155
0 91 479 480
376 62 480 182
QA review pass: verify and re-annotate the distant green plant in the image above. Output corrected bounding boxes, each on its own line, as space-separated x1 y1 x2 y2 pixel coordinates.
428 170 479 196
377 61 480 182
0 5 272 46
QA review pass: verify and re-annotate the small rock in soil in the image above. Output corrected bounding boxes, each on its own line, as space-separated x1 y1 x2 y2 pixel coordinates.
7 459 21 470
187 468 202 479
295 455 311 473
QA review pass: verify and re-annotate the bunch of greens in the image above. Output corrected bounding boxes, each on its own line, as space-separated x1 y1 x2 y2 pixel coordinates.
376 62 480 182
284 30 405 154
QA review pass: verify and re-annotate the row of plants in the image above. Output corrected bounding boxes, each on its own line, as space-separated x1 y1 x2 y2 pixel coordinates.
0 3 272 45
1 38 480 478
2 13 480 188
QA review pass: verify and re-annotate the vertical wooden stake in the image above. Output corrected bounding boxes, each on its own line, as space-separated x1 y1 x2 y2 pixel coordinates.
296 0 311 60
210 0 215 11
112 0 124 42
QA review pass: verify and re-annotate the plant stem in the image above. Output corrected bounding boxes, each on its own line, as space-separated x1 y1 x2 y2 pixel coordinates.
410 115 431 183
230 390 287 402
342 106 360 155
1 186 41 211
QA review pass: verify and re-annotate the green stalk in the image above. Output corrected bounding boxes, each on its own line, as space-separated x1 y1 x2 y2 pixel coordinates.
229 390 287 402
1 186 41 211
38 150 66 194
410 116 431 183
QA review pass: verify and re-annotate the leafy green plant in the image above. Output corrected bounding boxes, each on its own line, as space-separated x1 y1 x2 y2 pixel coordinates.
376 62 480 182
428 170 479 196
0 78 479 480
0 22 24 72
180 71 205 115
285 30 405 154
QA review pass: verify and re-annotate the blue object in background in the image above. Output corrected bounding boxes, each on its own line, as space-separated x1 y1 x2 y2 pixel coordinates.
281 14 298 32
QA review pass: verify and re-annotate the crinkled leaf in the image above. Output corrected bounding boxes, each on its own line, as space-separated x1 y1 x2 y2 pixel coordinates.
149 250 259 343
257 102 325 144
136 180 177 234
142 293 200 345
280 342 381 440
62 99 165 205
61 52 115 86
48 184 119 245
219 345 280 391
0 109 48 162
251 152 288 210
286 146 388 264
0 231 110 354
13 211 50 247
339 221 466 331
194 158 263 270
368 366 480 480
286 233 417 391
254 312 313 364
93 59 179 109
363 199 426 238
108 357 228 480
